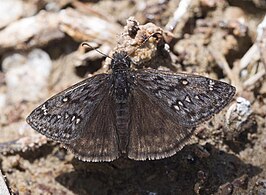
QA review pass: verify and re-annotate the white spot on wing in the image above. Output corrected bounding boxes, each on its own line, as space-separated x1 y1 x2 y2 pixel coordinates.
185 96 191 102
65 113 69 119
209 80 215 91
41 104 48 115
71 115 76 121
76 118 81 124
181 79 188 85
209 80 215 85
63 97 68 102
178 101 184 106
174 105 180 110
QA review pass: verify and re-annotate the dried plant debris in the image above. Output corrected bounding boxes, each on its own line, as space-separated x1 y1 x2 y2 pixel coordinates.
0 135 47 155
218 174 248 195
251 0 266 8
0 1 265 194
257 15 266 70
112 17 173 69
59 8 122 44
0 11 63 51
0 7 121 52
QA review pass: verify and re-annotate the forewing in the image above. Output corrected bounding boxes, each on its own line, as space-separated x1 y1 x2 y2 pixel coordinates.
128 87 196 160
64 93 120 162
26 74 111 142
133 69 236 127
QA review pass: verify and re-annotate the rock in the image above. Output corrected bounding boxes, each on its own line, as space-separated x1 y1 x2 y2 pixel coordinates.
2 49 52 103
225 97 253 140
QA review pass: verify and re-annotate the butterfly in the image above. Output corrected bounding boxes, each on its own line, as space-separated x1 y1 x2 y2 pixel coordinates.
26 51 236 162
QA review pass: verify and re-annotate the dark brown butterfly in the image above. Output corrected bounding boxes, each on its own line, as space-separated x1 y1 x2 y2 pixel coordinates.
26 51 235 162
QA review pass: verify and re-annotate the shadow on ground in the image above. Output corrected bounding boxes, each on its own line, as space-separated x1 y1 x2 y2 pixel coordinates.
56 144 262 195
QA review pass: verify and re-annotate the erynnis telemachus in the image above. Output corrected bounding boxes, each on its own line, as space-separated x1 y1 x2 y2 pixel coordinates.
26 50 235 162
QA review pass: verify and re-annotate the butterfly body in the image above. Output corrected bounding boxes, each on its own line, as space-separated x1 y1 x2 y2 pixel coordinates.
27 51 236 162
110 52 133 154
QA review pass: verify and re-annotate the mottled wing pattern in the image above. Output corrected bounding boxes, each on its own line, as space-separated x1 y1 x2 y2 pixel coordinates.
128 87 196 160
26 74 111 142
133 69 236 127
64 92 120 162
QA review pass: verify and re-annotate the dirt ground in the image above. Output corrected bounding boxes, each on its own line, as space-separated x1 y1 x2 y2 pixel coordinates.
0 0 265 194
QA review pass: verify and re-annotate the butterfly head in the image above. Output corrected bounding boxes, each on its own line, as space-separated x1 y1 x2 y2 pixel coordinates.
111 51 131 72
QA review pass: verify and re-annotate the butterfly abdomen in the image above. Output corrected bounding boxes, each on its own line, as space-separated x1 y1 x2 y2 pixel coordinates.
115 101 130 154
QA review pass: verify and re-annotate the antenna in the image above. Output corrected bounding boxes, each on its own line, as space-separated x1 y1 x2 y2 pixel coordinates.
81 42 113 60
82 31 162 62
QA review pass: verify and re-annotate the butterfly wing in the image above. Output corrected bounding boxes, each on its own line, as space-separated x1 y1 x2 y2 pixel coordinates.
128 87 196 160
127 69 235 160
27 74 110 141
27 74 120 161
64 92 120 162
133 69 236 127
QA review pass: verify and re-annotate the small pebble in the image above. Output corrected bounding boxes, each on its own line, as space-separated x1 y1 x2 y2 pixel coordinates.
225 97 253 139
